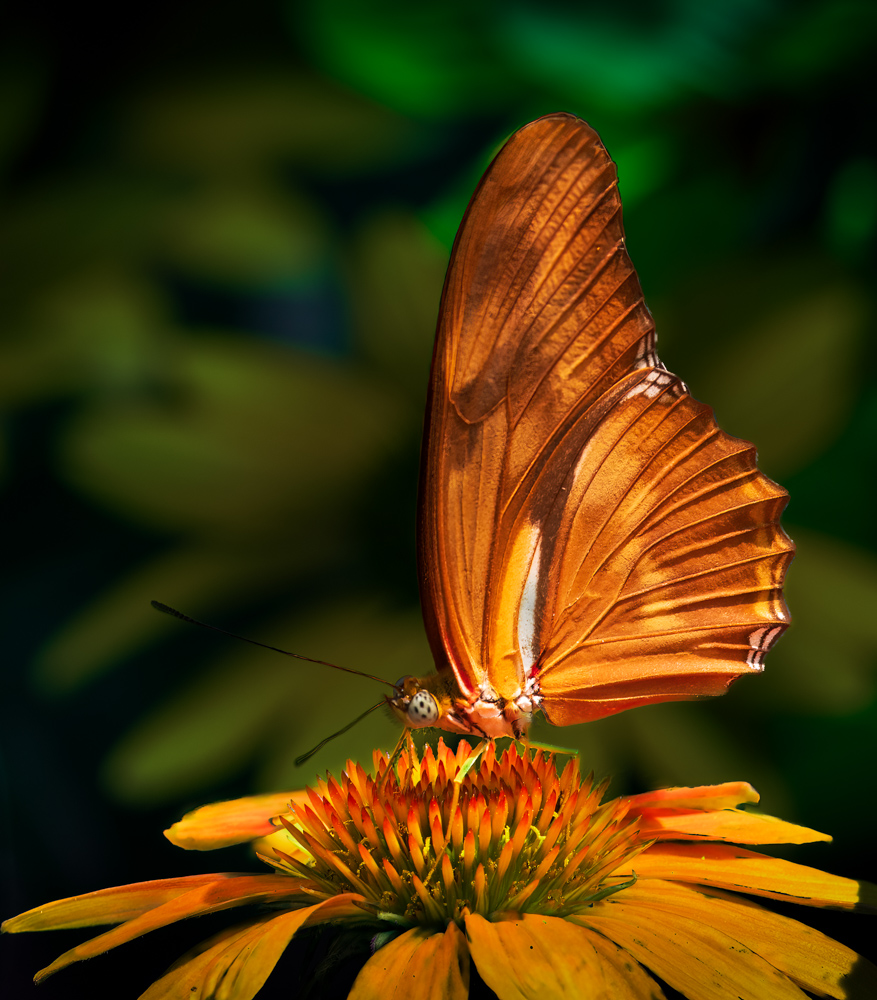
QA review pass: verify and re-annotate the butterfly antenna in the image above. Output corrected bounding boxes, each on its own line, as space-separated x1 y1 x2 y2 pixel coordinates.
293 700 387 766
151 601 396 689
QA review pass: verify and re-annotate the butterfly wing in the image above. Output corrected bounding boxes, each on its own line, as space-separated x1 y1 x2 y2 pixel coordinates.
417 113 793 725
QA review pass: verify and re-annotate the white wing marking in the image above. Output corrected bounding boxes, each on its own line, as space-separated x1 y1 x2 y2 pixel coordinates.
517 533 544 672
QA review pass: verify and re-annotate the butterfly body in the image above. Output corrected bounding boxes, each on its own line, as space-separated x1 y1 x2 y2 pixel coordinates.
390 113 793 739
390 671 535 738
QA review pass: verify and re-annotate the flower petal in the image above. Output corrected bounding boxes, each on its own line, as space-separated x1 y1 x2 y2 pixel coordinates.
620 843 876 910
465 912 665 999
636 809 830 845
252 827 312 865
584 931 669 1000
140 912 307 1000
1 874 247 932
577 901 808 1000
592 879 877 999
165 791 311 850
625 783 760 813
140 895 369 1000
32 874 324 981
348 923 469 1000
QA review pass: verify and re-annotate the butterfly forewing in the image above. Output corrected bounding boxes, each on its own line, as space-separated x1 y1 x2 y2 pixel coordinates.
419 116 655 684
418 113 792 728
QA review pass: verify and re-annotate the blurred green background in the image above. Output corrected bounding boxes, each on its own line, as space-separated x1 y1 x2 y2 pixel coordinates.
3 0 876 996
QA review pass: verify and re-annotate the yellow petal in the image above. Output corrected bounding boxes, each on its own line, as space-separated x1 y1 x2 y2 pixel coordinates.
620 843 874 910
165 791 311 850
32 874 319 981
348 923 469 1000
140 895 369 1000
465 912 665 999
636 809 830 845
140 911 308 1000
577 901 807 1000
1 873 245 932
625 782 760 813
593 879 877 999
585 931 669 1000
251 827 312 865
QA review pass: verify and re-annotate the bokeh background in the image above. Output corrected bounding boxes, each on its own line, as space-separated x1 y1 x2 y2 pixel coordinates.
2 1 876 996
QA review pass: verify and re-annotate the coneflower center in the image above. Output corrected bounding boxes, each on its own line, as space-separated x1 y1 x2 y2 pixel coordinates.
264 741 646 928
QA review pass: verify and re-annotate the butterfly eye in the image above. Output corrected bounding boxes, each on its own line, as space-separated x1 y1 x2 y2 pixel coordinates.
406 690 440 726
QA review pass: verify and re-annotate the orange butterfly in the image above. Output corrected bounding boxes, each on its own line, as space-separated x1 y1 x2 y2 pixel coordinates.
388 113 793 739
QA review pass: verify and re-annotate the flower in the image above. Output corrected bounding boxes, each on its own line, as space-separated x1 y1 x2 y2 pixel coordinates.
4 740 877 999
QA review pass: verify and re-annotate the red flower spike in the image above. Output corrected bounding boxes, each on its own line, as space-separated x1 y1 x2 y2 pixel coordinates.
461 829 477 881
477 808 492 858
450 805 464 854
509 806 533 858
429 804 445 855
381 816 405 868
490 791 509 845
380 856 407 900
408 834 427 878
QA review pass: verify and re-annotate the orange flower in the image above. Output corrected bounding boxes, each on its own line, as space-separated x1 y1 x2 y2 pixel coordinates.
4 740 876 999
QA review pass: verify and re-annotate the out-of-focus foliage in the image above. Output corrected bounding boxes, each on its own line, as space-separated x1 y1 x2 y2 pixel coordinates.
3 1 877 993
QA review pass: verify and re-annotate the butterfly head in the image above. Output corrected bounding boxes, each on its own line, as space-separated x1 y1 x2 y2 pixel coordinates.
389 675 443 728
387 671 534 739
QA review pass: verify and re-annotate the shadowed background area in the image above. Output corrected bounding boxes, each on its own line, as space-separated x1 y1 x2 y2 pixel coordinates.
2 1 876 996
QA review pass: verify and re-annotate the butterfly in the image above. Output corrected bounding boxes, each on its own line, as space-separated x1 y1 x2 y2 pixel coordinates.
388 113 793 740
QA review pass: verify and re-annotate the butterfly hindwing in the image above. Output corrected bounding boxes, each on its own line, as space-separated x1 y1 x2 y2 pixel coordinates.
519 367 792 723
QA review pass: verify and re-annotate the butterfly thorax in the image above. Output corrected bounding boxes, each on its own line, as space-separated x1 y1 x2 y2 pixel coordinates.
388 670 534 738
